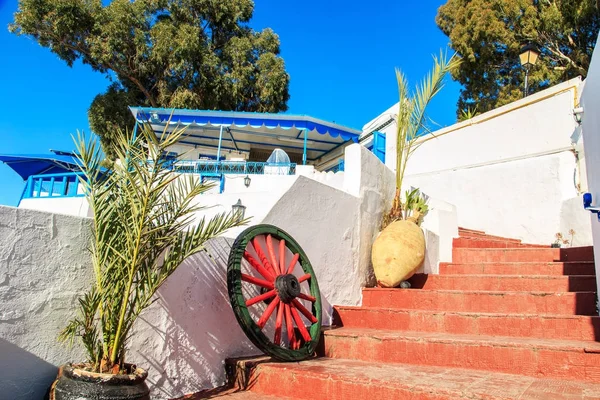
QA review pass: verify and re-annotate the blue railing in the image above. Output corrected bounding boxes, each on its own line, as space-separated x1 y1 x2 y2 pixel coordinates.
325 159 345 173
21 172 85 200
171 161 297 176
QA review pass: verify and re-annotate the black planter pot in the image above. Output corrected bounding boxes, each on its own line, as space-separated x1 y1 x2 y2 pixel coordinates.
50 364 150 400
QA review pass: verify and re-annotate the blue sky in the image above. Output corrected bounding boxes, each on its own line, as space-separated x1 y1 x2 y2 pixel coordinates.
0 0 460 206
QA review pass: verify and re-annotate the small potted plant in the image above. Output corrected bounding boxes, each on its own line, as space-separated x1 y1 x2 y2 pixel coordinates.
50 124 243 399
371 51 460 288
551 229 575 248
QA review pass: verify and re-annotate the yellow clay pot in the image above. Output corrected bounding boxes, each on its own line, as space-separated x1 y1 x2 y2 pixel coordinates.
372 218 425 287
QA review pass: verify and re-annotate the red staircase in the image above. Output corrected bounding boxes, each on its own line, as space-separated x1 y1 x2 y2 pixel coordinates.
192 228 600 399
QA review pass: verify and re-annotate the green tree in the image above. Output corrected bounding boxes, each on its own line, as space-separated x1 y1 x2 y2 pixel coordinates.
436 0 599 116
10 0 290 156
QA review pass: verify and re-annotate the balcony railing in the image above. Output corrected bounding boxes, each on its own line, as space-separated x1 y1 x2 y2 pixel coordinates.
22 172 85 200
171 160 297 176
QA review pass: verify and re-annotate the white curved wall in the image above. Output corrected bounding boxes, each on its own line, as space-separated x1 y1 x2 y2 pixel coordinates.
366 78 592 245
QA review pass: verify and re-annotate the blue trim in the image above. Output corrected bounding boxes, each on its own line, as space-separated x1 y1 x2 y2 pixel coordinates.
371 131 386 163
22 172 86 200
217 125 224 173
200 173 225 193
129 106 362 140
132 120 139 141
303 129 308 165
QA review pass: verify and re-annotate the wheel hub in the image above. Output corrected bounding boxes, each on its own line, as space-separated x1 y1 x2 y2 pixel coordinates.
275 273 301 303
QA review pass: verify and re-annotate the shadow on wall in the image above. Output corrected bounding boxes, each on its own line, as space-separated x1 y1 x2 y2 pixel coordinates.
560 196 593 247
130 237 267 399
0 338 57 400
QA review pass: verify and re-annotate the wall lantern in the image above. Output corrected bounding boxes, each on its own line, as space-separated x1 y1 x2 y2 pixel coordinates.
573 107 584 124
232 199 246 221
519 43 540 97
244 175 251 188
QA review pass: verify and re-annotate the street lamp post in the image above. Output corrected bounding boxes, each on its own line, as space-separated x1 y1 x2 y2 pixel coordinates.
519 43 540 97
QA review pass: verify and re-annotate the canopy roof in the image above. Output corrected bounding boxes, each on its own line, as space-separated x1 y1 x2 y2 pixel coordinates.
0 152 81 180
129 107 361 163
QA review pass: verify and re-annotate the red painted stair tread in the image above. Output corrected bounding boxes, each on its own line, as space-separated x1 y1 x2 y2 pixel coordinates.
322 328 600 381
247 358 600 400
334 306 600 341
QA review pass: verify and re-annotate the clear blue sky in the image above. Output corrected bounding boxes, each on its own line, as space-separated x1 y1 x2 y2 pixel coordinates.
0 0 460 206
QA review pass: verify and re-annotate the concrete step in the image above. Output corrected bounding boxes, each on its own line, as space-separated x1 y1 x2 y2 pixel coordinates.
408 273 597 292
323 328 600 382
458 228 523 243
439 261 596 276
452 247 594 263
362 288 597 315
334 306 600 341
453 237 546 248
228 357 600 400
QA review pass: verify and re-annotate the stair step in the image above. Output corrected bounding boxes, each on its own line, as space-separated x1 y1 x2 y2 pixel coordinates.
408 273 596 292
334 306 600 341
323 328 600 382
458 227 486 235
452 247 594 263
362 288 597 315
458 228 523 243
453 237 546 249
235 357 600 400
439 261 596 276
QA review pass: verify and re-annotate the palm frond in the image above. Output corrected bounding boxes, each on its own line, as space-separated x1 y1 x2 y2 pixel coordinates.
65 121 245 372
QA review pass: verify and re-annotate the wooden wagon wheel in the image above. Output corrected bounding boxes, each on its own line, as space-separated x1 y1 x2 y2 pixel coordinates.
227 224 322 361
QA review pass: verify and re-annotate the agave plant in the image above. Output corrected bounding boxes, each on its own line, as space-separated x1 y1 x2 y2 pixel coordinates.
382 51 461 229
60 123 244 373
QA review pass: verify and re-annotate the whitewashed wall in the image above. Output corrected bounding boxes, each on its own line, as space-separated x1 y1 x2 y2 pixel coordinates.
366 78 591 246
580 36 600 303
0 144 397 399
19 196 91 218
0 207 93 400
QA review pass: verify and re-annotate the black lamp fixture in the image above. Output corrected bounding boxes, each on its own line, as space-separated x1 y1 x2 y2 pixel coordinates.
244 175 251 188
519 43 540 97
232 199 246 221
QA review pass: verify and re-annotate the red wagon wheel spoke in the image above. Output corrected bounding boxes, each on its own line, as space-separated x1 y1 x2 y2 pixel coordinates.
258 297 280 329
286 253 300 274
279 239 286 275
284 303 296 347
251 237 277 276
273 302 284 345
266 235 281 275
291 299 318 324
290 305 312 342
297 292 316 302
243 251 275 282
297 273 311 283
241 273 274 289
246 289 276 307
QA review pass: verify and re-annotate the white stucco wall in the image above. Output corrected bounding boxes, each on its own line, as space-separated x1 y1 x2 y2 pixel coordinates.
18 196 91 218
365 78 591 245
0 153 395 399
344 144 397 286
0 206 93 400
580 36 600 302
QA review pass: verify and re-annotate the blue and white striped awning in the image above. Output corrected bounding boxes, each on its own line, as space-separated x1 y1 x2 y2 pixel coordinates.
129 107 361 163
0 152 81 180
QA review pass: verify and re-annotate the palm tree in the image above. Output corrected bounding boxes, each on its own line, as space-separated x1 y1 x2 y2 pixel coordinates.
60 123 244 373
383 51 461 228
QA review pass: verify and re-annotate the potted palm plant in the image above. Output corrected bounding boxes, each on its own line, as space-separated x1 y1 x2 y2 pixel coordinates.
372 51 460 288
50 124 244 399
